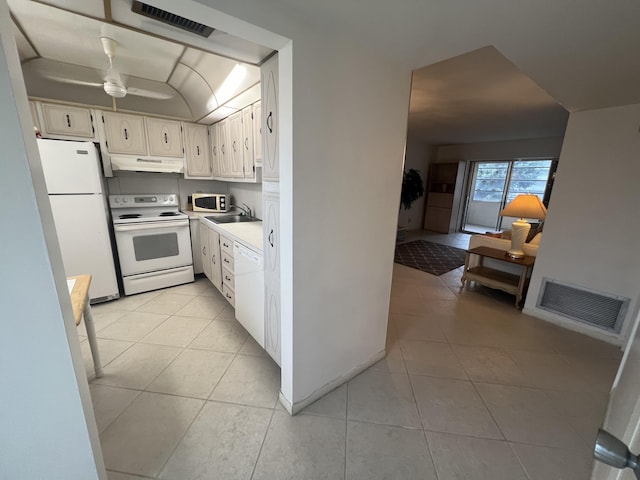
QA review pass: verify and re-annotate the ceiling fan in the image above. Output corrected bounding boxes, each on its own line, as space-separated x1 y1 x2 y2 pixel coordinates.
41 37 173 101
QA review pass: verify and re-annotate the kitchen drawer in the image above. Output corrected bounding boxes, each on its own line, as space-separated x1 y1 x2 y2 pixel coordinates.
222 283 235 306
221 251 234 271
220 235 234 255
222 268 235 290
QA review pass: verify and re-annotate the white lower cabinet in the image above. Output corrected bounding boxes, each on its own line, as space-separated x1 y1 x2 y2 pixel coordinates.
199 219 221 290
263 189 281 365
219 234 235 305
190 218 203 274
208 228 222 291
264 277 280 365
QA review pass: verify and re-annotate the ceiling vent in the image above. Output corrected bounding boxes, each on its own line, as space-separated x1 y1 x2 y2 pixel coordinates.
131 2 215 38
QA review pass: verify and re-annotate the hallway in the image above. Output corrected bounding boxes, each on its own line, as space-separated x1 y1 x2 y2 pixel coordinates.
82 260 620 479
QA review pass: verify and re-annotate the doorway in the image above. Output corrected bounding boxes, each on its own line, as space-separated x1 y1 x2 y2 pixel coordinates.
461 159 556 234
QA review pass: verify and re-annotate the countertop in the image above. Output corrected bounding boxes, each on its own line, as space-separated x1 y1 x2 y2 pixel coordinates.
183 208 263 253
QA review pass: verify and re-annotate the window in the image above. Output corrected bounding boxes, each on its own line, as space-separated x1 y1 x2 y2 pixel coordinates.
505 160 552 202
471 160 553 203
472 162 508 201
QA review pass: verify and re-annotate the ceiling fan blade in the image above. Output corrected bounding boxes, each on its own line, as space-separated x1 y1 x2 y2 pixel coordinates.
126 87 174 100
40 74 103 88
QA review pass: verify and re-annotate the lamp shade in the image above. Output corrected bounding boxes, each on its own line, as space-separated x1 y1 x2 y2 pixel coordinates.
500 194 547 220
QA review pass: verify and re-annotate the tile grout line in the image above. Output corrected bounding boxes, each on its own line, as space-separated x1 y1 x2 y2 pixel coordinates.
153 392 209 479
249 407 277 480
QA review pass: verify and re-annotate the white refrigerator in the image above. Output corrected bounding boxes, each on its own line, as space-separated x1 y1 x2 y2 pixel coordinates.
37 139 119 302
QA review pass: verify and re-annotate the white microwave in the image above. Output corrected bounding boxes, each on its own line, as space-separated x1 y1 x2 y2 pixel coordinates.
192 193 229 212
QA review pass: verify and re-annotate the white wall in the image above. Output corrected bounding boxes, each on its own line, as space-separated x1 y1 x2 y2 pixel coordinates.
524 104 640 344
0 3 104 477
398 140 433 229
183 0 412 406
437 136 564 161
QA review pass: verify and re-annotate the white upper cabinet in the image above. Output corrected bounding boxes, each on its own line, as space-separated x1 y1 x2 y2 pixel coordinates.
184 123 212 179
228 111 244 178
210 123 222 177
146 117 183 157
40 103 95 139
253 101 262 167
262 54 279 181
102 111 147 156
263 190 280 365
242 105 255 178
218 119 231 177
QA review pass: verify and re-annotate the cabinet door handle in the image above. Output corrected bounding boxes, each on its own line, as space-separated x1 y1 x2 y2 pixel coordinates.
123 128 129 140
202 246 206 256
196 145 200 155
269 229 274 247
224 258 230 264
266 112 273 133
65 114 71 128
212 145 217 155
164 132 169 143
211 254 216 265
244 138 249 150
221 144 225 154
233 140 237 152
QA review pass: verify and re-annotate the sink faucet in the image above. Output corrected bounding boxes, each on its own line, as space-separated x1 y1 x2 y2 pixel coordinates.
232 203 252 218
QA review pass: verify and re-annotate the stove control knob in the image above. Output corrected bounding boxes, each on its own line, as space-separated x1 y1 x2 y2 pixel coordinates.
123 198 128 203
114 197 121 204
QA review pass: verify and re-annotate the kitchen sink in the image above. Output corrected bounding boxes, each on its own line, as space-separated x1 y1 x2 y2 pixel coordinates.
206 215 258 224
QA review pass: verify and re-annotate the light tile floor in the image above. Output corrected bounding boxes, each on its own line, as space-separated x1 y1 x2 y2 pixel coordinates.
80 237 621 479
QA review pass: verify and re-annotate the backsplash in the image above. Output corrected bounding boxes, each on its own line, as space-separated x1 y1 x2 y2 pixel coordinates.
106 171 228 210
228 183 263 219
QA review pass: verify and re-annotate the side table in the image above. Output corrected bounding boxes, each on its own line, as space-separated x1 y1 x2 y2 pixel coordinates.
461 246 535 308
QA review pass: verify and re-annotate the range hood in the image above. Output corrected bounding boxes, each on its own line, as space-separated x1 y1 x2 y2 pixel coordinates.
110 156 184 173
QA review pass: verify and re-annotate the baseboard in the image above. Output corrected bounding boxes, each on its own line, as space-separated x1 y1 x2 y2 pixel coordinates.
522 306 624 347
279 349 386 416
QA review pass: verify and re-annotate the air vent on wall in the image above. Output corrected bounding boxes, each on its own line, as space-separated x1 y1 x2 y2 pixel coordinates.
131 2 215 38
537 278 629 333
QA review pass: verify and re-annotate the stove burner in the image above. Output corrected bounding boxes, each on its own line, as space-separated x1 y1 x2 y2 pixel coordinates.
119 214 142 219
159 212 180 217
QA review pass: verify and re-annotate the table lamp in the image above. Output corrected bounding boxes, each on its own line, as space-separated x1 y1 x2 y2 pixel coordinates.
499 194 547 259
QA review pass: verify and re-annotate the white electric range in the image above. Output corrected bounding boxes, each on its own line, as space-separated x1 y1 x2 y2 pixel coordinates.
110 194 194 295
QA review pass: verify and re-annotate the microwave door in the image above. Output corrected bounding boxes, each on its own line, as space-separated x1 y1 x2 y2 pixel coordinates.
195 196 218 210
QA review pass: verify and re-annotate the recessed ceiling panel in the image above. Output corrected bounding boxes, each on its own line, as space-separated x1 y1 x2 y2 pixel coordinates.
25 0 105 18
12 21 37 62
199 106 238 124
223 83 261 110
168 63 214 120
180 48 260 105
180 48 238 89
10 1 183 81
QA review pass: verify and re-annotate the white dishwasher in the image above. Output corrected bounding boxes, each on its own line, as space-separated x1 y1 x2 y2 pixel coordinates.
233 242 265 347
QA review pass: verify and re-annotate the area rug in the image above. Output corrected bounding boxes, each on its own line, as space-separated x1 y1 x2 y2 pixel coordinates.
394 240 466 276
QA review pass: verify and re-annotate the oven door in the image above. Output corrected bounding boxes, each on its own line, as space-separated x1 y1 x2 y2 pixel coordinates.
114 220 193 276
